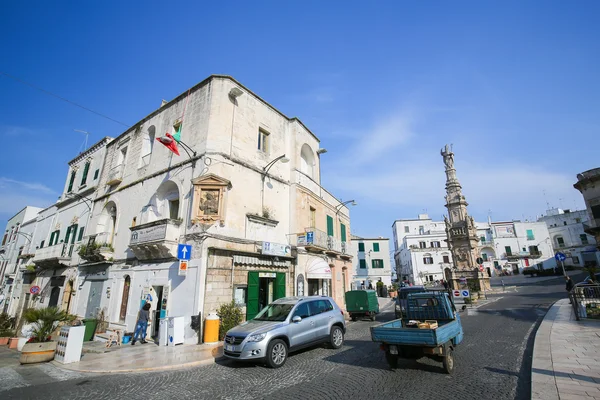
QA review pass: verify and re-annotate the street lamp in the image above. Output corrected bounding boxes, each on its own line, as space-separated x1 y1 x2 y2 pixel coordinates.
65 192 93 210
261 154 289 211
335 200 357 216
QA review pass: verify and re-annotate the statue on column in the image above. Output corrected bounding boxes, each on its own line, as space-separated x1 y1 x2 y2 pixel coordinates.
441 144 454 170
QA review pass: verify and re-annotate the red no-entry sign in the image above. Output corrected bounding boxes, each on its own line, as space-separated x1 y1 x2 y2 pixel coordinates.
453 290 461 298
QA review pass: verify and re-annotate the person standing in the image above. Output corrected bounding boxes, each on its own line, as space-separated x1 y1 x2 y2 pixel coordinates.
565 275 574 304
132 302 152 345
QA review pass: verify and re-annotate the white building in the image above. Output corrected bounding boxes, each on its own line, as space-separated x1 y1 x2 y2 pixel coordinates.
393 215 558 283
76 75 352 344
0 206 43 313
350 236 392 288
537 208 599 268
0 137 113 323
392 215 452 285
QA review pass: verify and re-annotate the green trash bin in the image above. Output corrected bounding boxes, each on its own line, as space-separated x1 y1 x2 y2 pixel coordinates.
82 319 98 341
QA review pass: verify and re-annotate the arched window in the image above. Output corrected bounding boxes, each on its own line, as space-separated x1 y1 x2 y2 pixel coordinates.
97 201 117 245
300 144 315 179
119 275 131 322
143 181 180 223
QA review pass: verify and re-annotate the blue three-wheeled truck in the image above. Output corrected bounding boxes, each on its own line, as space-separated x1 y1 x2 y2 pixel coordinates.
370 291 464 374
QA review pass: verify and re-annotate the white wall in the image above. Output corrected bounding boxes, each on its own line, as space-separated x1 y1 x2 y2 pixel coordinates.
350 238 392 286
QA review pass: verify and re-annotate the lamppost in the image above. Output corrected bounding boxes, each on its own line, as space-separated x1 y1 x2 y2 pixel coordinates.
335 200 356 216
261 154 289 212
65 192 93 210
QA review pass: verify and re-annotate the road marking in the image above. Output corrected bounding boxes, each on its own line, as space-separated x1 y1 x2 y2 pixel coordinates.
0 367 29 393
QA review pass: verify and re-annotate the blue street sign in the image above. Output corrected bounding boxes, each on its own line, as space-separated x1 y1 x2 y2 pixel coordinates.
461 290 470 298
555 252 566 262
178 244 192 260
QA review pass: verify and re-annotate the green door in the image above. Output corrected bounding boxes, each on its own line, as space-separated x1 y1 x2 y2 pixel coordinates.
247 272 259 320
274 273 286 300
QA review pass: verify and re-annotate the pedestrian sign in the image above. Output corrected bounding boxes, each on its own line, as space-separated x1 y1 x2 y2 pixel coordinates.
179 260 188 276
177 244 192 260
453 290 461 298
555 252 566 262
461 290 470 298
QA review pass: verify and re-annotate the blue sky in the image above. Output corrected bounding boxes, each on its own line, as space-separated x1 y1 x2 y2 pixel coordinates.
1 1 599 238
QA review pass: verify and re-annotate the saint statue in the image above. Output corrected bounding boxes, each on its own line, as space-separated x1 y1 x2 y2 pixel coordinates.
440 144 454 170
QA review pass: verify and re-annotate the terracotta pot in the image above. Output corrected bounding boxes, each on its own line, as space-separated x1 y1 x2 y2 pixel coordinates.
8 337 19 349
20 341 57 364
0 337 9 346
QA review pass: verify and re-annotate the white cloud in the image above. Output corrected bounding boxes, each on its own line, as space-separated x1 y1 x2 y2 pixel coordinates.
0 177 57 195
1 126 42 137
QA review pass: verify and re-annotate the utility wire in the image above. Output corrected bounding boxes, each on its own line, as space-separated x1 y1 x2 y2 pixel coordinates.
0 71 130 128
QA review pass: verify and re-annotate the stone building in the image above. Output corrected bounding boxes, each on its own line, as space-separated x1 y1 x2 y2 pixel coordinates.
574 168 600 258
76 75 352 343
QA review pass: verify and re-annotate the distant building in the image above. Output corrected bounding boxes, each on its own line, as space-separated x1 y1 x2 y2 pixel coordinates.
393 214 557 283
537 208 598 268
350 236 392 288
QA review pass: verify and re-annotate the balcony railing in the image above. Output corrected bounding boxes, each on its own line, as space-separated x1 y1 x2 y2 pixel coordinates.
503 251 542 260
478 240 494 247
80 232 114 262
32 243 74 266
128 218 182 260
106 164 124 185
296 228 351 256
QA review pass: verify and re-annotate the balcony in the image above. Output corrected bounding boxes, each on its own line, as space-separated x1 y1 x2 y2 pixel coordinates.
128 218 182 260
583 221 600 236
32 243 74 268
478 240 494 247
295 228 351 257
79 232 114 263
503 251 542 260
106 164 124 186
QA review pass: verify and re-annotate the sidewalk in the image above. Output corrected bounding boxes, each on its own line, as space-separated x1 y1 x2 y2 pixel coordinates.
531 299 600 400
52 341 223 373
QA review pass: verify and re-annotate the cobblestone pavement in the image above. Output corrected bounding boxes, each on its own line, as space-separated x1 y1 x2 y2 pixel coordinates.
3 277 574 400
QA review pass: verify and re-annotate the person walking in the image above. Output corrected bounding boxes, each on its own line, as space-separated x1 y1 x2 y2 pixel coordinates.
132 302 152 345
565 275 574 304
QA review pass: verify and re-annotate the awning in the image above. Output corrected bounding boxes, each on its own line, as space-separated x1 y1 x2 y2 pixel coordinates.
306 259 332 279
233 255 290 268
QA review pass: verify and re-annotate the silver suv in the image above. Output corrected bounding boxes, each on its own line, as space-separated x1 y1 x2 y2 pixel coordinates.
223 296 346 368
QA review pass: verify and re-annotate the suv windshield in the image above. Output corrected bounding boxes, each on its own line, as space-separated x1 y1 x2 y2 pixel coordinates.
254 303 295 321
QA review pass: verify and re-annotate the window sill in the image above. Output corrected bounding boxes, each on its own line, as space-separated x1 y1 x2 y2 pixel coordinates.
246 213 279 227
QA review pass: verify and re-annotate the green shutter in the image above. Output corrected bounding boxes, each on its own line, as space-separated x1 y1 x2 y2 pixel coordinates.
246 272 260 320
340 223 346 242
93 169 99 180
526 229 534 240
359 259 366 269
505 246 511 255
67 171 76 192
373 243 380 252
327 215 334 236
48 232 55 246
81 162 90 185
65 227 72 244
274 273 286 300
78 226 85 241
70 224 78 244
358 243 365 252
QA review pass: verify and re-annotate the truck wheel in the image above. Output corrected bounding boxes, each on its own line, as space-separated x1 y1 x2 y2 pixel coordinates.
370 314 376 321
443 347 455 374
329 326 344 349
266 339 288 368
385 351 398 369
351 315 357 321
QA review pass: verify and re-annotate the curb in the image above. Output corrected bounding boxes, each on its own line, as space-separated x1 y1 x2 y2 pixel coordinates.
531 300 561 400
51 345 224 374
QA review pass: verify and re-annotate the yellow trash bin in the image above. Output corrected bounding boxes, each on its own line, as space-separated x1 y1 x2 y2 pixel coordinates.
203 312 220 344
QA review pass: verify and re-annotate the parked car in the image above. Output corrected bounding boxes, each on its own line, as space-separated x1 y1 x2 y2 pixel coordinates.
522 267 538 276
223 296 346 368
395 286 426 319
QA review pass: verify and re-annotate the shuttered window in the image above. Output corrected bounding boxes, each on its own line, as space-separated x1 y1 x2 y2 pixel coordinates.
81 161 90 185
326 215 334 236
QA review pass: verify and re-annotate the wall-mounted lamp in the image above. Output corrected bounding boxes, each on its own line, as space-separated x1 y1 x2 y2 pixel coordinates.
229 87 244 99
317 148 327 155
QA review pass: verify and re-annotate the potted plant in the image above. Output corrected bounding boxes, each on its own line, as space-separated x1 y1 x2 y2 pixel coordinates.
19 307 75 364
0 313 16 346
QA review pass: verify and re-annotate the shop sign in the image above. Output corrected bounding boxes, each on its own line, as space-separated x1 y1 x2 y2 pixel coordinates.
262 242 291 257
259 272 276 278
82 268 108 281
130 224 167 245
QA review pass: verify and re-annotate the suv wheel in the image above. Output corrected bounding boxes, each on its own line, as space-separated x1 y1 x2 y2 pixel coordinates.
329 326 344 349
266 339 288 368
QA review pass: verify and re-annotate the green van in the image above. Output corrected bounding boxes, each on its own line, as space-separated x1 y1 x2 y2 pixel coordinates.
345 290 380 321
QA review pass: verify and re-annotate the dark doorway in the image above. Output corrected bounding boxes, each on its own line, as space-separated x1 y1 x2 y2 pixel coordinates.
152 286 163 338
119 276 131 322
49 287 61 308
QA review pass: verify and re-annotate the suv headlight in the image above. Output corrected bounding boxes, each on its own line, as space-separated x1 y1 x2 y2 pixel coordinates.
395 304 401 311
247 333 266 342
